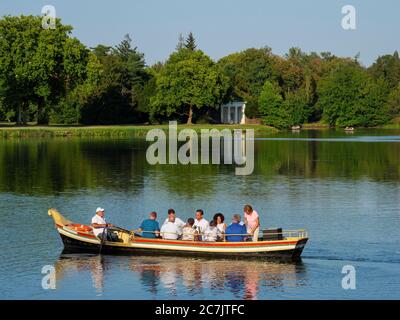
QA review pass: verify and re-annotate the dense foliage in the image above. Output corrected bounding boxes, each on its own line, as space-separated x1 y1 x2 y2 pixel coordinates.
0 15 89 124
0 15 399 128
151 48 227 124
317 62 391 127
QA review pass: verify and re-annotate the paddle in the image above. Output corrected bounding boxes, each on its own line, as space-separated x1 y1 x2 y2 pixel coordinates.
99 224 107 254
108 226 130 234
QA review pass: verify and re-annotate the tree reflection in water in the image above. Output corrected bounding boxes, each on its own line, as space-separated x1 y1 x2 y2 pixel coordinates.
55 254 306 300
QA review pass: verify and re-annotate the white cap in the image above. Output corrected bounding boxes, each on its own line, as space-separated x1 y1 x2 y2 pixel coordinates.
96 207 105 213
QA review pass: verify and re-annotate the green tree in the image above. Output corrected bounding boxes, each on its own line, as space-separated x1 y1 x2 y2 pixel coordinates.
279 47 310 94
133 66 160 123
318 62 362 126
79 35 148 124
114 34 147 96
185 32 197 51
50 52 103 124
217 47 280 118
369 52 400 89
386 84 400 118
0 15 89 124
258 81 289 128
318 62 390 127
151 48 227 124
284 89 312 126
91 44 112 58
358 77 391 126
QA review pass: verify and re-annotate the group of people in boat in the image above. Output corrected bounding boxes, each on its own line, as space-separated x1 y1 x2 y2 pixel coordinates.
91 205 260 242
138 204 260 242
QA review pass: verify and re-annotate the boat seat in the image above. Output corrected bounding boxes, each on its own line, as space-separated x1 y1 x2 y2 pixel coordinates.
262 228 283 241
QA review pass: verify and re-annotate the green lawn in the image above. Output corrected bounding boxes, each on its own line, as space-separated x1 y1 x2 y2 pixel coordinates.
301 121 330 129
0 123 278 138
382 117 400 129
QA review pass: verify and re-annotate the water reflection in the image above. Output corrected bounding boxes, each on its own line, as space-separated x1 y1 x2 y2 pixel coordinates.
1 130 399 196
55 254 306 300
55 254 108 294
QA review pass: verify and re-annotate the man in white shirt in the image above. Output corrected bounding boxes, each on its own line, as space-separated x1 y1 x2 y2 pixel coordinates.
160 213 180 240
162 209 185 236
91 207 117 241
193 209 209 240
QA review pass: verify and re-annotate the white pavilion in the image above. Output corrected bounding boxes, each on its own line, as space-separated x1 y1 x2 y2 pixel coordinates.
220 101 246 124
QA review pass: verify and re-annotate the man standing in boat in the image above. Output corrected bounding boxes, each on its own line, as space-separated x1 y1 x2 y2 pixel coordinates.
91 207 118 241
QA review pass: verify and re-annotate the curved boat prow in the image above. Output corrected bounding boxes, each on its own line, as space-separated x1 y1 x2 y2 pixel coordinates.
48 208 72 227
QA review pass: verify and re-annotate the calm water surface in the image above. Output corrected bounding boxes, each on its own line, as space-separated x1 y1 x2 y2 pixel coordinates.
0 129 399 299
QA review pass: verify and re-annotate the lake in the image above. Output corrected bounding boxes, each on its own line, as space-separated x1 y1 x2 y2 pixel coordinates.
0 129 399 299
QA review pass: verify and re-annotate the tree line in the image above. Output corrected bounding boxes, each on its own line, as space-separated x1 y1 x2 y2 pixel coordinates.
0 15 399 128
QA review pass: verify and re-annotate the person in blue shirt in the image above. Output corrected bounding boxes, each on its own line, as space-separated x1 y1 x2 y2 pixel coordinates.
225 214 248 242
138 211 160 238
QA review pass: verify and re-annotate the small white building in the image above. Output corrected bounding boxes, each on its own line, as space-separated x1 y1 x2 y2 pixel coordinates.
220 101 246 124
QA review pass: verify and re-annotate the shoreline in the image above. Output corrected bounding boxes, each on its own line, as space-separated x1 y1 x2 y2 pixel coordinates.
1 123 399 138
0 124 278 138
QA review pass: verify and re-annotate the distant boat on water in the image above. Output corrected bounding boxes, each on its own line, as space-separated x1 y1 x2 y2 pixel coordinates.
291 125 301 131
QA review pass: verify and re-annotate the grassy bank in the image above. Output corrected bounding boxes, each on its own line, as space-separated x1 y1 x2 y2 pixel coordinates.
301 122 330 129
382 123 400 129
0 124 278 138
382 117 400 129
302 121 400 130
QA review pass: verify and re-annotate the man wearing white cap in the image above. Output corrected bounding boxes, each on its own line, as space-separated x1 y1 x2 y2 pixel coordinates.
91 207 117 241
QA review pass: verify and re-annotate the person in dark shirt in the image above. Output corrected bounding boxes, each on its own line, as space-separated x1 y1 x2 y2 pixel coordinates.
138 211 160 238
225 214 248 242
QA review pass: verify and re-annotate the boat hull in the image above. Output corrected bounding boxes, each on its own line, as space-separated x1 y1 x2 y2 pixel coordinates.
59 231 307 262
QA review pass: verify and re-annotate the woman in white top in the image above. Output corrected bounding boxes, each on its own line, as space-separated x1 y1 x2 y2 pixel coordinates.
213 213 226 240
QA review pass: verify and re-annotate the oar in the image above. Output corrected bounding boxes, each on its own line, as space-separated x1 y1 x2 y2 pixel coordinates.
108 226 130 233
99 224 107 254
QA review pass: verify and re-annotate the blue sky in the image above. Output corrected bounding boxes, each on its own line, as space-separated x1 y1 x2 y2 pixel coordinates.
1 0 399 66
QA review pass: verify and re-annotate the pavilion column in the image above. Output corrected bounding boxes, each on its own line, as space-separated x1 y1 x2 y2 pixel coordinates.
241 103 246 124
228 106 231 123
235 107 238 124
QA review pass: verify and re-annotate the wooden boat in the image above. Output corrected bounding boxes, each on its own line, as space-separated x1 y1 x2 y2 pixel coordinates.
48 209 309 261
291 125 301 131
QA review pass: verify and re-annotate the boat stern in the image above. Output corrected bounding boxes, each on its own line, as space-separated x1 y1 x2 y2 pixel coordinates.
291 237 308 261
